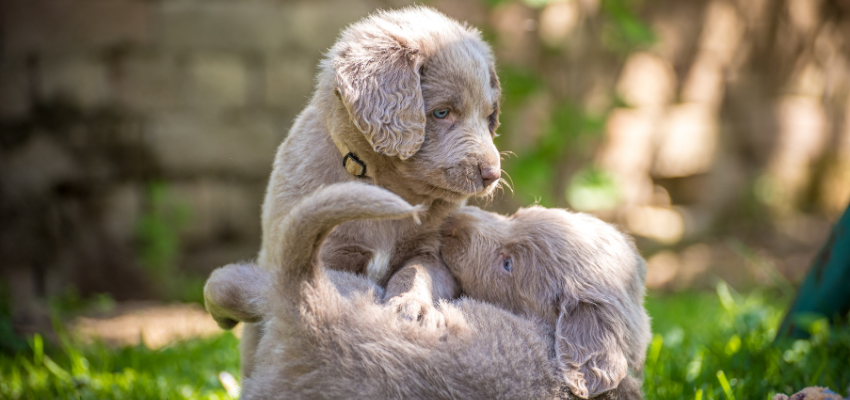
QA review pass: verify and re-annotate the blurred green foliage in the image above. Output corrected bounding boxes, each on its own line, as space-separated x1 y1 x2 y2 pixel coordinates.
600 0 656 53
488 0 655 209
135 181 204 304
47 289 115 320
136 181 189 283
496 66 609 207
0 285 28 354
566 167 622 212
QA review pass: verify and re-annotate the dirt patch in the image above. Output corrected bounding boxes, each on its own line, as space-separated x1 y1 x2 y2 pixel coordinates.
70 301 240 349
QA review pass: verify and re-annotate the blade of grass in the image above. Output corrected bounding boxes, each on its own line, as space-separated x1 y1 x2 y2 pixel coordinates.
43 355 71 382
716 370 735 400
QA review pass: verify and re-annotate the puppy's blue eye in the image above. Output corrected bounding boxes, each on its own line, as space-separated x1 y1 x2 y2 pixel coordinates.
503 256 512 272
433 109 449 119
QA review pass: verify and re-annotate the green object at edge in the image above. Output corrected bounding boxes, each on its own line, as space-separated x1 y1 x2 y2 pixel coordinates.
777 204 850 339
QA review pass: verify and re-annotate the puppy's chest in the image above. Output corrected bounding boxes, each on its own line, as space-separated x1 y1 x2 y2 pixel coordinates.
319 220 418 282
365 247 392 282
321 241 395 282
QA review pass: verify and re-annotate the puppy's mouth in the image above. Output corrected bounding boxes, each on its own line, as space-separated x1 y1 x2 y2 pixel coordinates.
429 178 498 202
426 183 476 202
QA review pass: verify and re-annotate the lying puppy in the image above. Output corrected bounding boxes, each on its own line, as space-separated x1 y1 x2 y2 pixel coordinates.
205 182 650 399
441 206 652 398
213 7 503 377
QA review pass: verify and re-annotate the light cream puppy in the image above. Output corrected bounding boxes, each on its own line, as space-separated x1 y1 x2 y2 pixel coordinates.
205 182 650 399
210 7 504 377
441 205 652 398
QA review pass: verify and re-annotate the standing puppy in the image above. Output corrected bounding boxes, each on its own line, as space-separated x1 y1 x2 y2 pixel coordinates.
206 7 503 377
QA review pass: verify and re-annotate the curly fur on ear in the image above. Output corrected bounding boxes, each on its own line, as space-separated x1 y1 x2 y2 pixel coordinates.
556 296 629 399
333 34 426 160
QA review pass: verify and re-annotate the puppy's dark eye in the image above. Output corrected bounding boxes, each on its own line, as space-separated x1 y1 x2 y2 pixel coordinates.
503 256 512 272
433 109 450 119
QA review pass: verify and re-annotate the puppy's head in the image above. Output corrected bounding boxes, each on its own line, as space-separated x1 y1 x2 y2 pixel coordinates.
440 206 650 399
327 7 502 202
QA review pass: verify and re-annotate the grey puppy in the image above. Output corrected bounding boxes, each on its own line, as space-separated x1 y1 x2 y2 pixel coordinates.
206 7 504 377
205 182 650 399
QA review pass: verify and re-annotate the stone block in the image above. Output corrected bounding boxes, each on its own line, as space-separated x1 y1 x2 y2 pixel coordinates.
102 184 143 244
154 0 288 51
1 135 79 198
39 56 111 108
181 241 259 275
286 0 378 57
1 0 150 54
146 111 284 177
116 53 182 111
432 0 487 26
0 59 31 119
164 180 264 246
186 53 248 109
265 54 315 111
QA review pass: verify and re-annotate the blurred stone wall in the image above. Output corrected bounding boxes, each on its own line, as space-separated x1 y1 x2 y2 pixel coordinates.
0 0 412 309
2 0 850 313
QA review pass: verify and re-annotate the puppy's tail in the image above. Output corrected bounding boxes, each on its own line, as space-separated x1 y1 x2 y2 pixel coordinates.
269 181 423 302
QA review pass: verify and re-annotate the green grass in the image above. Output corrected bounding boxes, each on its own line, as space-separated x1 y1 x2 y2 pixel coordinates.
0 330 240 400
644 283 850 399
1 284 848 399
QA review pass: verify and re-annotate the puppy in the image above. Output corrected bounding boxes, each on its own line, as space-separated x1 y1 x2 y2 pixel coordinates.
204 182 650 399
209 7 503 377
441 206 652 398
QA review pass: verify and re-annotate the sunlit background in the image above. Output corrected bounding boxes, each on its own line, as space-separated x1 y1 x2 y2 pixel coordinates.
1 0 849 398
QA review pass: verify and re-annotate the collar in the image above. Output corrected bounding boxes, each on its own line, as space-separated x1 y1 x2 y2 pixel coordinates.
330 132 368 178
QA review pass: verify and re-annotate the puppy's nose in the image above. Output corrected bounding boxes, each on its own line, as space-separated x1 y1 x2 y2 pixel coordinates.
480 165 501 187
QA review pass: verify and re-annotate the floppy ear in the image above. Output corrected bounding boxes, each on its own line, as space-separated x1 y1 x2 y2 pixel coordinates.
333 37 426 160
204 263 270 330
556 295 629 399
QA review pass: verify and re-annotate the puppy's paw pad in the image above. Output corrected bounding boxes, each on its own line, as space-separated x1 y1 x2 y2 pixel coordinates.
386 297 444 329
392 298 422 322
417 305 446 330
565 370 590 399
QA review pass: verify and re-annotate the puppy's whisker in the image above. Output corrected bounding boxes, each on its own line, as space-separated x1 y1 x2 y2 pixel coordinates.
499 171 514 195
481 191 495 207
499 150 516 161
492 185 506 204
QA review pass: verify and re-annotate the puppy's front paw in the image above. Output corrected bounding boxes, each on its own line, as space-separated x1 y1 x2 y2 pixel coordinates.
386 295 446 329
